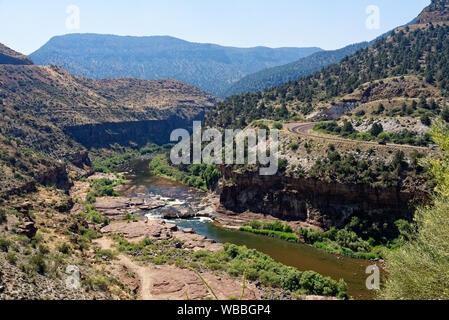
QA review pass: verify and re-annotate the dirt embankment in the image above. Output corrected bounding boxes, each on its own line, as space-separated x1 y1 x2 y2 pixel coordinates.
95 226 262 301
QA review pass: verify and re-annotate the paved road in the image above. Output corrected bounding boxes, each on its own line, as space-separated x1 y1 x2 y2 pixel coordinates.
285 122 430 152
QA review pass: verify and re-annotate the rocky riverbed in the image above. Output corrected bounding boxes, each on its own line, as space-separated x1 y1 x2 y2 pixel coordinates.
65 156 378 301
101 219 223 252
68 171 283 300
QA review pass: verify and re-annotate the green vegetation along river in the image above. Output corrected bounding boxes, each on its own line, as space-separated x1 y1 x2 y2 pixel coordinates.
121 159 380 299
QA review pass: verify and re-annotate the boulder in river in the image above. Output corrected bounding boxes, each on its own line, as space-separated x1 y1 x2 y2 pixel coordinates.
160 207 196 219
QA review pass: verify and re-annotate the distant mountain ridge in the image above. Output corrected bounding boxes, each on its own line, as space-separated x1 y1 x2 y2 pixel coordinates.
224 42 370 97
30 34 322 97
223 15 421 97
205 0 449 128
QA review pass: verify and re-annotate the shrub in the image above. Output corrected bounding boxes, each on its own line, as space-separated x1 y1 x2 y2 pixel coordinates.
0 238 11 252
277 159 288 173
240 227 298 242
89 178 120 197
263 220 283 231
30 254 47 274
314 120 431 146
421 114 432 126
57 242 72 255
86 193 96 204
150 155 220 191
281 268 303 292
0 209 7 224
355 110 366 117
38 245 50 255
193 250 210 259
374 103 385 115
88 277 110 291
290 143 299 151
79 227 99 241
6 252 17 265
341 120 355 135
377 132 390 143
79 207 109 225
249 220 262 230
272 122 283 130
219 244 348 298
95 249 116 261
441 107 449 122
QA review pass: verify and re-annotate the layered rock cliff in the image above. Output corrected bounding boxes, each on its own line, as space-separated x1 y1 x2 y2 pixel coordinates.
219 167 428 229
64 110 206 149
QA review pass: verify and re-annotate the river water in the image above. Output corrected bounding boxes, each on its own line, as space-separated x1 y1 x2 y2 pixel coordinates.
120 158 378 300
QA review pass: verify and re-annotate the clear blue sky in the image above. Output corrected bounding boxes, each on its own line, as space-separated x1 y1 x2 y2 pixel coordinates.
0 0 430 55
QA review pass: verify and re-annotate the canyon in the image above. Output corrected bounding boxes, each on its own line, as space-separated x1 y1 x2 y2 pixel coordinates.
219 166 429 229
1 0 448 301
0 44 215 195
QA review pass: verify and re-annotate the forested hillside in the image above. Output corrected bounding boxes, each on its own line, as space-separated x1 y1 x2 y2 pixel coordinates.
224 42 369 97
0 43 33 65
206 21 449 128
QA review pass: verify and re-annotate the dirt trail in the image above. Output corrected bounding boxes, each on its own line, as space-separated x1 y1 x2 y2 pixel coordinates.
286 122 430 151
94 236 262 300
95 238 154 300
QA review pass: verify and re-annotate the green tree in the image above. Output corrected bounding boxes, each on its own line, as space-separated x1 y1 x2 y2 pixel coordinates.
381 121 449 299
442 107 449 122
370 123 384 137
376 103 385 114
341 120 354 136
0 210 7 224
420 114 431 126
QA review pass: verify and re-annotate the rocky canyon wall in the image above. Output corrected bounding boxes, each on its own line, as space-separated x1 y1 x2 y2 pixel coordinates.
219 166 428 229
64 113 205 149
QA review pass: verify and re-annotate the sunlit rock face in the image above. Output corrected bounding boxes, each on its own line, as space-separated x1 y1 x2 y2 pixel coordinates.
219 166 428 229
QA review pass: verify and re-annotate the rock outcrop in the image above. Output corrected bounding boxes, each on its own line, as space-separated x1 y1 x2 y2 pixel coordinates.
219 167 428 229
416 0 449 24
147 265 261 300
17 221 38 238
64 114 205 149
94 197 166 221
101 220 223 252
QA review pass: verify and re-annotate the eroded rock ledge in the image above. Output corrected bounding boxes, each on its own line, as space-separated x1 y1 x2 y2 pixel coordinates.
101 220 223 252
94 197 166 221
219 166 428 229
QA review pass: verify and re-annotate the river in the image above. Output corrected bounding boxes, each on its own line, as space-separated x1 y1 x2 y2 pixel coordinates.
120 158 379 300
